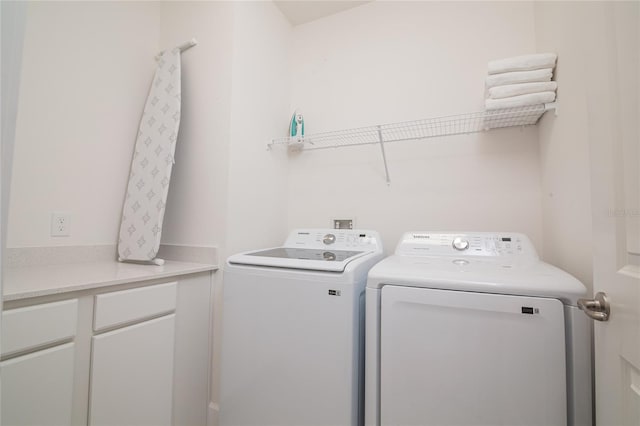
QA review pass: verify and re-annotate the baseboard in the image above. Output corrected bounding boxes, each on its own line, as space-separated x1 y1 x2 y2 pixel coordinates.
207 402 219 426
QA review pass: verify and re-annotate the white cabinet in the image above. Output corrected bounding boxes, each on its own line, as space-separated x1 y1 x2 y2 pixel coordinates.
89 281 178 425
92 281 177 332
89 315 176 426
1 299 77 357
1 343 76 426
1 272 212 426
1 300 79 426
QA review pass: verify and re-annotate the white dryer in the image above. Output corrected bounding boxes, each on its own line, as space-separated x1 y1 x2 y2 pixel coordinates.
365 232 592 426
220 229 384 426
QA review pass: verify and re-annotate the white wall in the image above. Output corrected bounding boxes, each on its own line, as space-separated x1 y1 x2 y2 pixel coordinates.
286 1 543 253
8 0 290 256
1 0 28 377
211 2 292 417
534 2 594 291
224 1 291 257
159 1 235 248
8 1 548 257
156 2 292 416
1 1 27 252
8 1 160 247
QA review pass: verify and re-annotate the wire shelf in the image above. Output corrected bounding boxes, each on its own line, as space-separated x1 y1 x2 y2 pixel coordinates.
269 103 554 150
268 102 556 184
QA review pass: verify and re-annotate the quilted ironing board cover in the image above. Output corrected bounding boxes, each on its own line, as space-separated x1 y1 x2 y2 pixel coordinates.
118 48 181 262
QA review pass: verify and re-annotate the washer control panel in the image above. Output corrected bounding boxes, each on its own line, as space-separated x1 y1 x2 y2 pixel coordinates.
396 232 537 259
285 229 381 251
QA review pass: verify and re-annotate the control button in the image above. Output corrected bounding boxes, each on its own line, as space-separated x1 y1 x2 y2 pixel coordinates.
323 234 336 245
452 237 470 251
323 251 336 261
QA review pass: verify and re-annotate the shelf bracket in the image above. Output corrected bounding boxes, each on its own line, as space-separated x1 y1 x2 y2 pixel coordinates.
377 126 391 185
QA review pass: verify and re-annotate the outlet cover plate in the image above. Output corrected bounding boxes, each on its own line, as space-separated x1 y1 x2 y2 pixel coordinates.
51 212 70 237
332 218 354 230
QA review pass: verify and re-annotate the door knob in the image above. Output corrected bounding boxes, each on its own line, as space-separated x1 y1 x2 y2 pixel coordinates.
577 292 610 322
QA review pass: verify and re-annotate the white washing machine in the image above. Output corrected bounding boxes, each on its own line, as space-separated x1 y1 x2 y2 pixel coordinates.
220 229 384 426
365 232 592 426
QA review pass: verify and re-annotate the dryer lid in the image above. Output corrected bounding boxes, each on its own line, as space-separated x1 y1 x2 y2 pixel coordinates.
367 232 586 305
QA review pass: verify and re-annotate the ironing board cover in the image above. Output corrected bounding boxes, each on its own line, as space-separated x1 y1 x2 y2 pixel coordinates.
118 49 181 262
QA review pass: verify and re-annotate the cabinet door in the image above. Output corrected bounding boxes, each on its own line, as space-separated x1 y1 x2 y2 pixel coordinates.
89 315 175 426
1 343 75 426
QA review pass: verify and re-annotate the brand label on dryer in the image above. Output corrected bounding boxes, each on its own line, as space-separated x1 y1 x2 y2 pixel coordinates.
521 306 540 314
328 290 341 296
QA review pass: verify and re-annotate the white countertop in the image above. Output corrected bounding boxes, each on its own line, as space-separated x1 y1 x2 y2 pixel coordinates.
3 260 218 301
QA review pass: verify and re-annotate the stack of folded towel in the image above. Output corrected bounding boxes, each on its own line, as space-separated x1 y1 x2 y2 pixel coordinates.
485 53 557 110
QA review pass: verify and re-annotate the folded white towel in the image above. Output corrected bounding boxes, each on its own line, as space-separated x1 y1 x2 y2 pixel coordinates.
488 53 557 75
485 91 556 110
489 81 557 99
485 68 553 89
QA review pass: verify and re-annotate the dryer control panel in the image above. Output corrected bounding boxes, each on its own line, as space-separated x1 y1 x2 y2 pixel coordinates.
285 229 382 251
395 232 538 259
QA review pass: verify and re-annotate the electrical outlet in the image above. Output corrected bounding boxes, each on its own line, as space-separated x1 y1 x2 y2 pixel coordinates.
332 218 354 230
51 212 70 237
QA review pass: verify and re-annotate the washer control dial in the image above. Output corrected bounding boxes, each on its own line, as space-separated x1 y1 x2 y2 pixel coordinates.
323 234 336 245
452 237 470 251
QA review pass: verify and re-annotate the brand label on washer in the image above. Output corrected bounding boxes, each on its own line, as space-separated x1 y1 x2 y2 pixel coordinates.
328 290 341 296
521 306 540 314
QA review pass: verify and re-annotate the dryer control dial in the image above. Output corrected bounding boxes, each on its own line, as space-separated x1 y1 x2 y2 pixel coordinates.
452 237 470 251
323 234 336 245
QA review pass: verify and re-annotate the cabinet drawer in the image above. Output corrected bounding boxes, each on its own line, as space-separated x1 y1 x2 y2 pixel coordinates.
94 282 177 331
1 299 78 357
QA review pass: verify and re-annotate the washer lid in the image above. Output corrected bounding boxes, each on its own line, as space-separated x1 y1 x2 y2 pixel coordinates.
228 248 371 272
227 228 383 272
